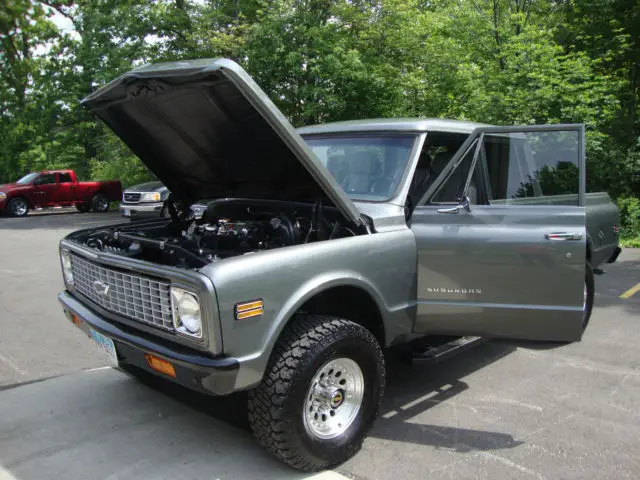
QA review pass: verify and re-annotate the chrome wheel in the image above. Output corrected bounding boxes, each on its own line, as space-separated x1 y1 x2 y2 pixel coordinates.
93 194 109 212
11 199 28 216
303 357 365 440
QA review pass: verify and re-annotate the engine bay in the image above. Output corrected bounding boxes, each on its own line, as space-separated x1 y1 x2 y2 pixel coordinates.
70 198 369 269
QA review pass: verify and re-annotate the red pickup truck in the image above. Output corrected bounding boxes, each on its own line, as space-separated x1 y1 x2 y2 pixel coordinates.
0 170 122 217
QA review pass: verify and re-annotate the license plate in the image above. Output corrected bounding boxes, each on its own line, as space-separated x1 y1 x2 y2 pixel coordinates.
123 208 130 216
89 328 118 367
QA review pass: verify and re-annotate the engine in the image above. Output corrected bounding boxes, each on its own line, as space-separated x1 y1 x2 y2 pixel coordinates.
75 198 365 269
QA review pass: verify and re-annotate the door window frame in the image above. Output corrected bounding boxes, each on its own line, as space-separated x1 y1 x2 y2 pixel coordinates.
416 124 586 208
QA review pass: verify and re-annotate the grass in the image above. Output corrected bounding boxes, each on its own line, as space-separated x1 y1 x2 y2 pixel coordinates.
620 236 640 248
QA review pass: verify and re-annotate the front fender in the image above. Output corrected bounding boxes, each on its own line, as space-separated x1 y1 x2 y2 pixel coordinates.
230 272 390 391
201 229 418 391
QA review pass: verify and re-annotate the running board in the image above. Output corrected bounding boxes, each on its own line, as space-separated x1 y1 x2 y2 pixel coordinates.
411 336 487 364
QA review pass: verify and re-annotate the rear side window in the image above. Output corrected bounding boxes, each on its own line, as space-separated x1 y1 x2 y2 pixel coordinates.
482 131 580 206
59 173 73 183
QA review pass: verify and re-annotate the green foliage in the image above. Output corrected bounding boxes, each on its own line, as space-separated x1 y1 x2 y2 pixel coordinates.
617 196 640 244
0 0 638 236
87 131 155 188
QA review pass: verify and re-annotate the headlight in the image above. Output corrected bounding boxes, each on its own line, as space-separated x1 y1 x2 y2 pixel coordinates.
61 249 74 284
0 192 6 200
170 287 202 338
141 192 161 202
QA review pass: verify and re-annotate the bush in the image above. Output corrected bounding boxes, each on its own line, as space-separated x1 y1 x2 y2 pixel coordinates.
617 196 640 247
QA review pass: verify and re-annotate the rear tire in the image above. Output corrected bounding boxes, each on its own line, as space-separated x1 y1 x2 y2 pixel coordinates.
583 262 595 329
91 193 109 212
248 315 385 472
7 197 29 217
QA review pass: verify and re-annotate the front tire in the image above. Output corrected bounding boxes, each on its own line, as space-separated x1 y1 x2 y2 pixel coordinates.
7 197 29 217
248 315 385 472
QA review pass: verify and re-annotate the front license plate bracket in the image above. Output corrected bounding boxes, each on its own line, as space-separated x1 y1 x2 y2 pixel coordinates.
89 328 119 367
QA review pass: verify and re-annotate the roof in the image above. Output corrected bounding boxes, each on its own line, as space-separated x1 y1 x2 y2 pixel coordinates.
296 118 493 135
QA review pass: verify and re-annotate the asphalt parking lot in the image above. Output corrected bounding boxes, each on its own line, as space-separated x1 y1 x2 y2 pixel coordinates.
0 210 639 480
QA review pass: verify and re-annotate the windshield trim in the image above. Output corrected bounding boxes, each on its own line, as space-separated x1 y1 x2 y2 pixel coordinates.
301 132 420 204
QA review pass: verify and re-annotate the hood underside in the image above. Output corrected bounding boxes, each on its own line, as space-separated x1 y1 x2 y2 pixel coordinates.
82 58 362 225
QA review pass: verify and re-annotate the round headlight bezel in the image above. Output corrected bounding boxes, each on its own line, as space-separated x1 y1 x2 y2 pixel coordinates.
170 287 202 338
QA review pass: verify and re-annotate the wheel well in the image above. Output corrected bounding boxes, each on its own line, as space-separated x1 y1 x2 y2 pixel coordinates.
297 286 385 346
586 240 592 264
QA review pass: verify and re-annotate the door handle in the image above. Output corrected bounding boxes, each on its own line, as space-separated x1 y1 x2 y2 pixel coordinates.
438 196 471 215
437 206 460 214
545 232 583 241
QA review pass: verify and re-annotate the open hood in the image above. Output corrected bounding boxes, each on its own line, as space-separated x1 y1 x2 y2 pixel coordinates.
82 58 362 225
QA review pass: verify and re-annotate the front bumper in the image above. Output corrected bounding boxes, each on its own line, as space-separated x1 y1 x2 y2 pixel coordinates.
58 291 239 395
119 201 164 217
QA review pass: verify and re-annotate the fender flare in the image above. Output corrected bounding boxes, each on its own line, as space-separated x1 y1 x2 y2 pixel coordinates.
235 272 390 388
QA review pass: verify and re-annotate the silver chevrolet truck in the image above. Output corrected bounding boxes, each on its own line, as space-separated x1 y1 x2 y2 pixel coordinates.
57 59 621 471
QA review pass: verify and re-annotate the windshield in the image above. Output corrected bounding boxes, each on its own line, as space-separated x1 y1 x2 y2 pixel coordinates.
303 135 416 201
15 173 40 185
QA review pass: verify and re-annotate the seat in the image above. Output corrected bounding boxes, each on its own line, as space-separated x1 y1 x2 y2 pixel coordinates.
345 151 377 194
327 153 347 187
431 151 479 204
410 151 454 205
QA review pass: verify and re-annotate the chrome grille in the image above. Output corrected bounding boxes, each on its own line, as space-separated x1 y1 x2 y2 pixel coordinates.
123 192 141 203
70 254 173 330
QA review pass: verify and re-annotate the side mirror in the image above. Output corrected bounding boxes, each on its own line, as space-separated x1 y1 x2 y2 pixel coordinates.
437 196 471 214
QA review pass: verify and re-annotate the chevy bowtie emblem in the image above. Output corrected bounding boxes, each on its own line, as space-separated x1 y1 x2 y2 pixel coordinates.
93 280 110 297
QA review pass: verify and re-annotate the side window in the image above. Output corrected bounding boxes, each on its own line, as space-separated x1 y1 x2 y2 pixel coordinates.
35 173 56 185
483 131 580 206
59 173 73 183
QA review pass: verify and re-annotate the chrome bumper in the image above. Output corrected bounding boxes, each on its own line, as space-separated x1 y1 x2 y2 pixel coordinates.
119 202 164 216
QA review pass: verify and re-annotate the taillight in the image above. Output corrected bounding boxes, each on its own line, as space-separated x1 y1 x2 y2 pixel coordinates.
613 224 620 234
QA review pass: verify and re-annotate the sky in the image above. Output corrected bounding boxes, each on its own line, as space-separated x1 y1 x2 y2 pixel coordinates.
50 9 74 33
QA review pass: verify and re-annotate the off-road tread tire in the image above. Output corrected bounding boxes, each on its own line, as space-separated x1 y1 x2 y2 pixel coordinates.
247 315 385 472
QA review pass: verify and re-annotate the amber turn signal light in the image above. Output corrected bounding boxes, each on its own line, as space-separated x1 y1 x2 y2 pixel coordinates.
69 312 81 327
235 299 264 320
145 354 176 378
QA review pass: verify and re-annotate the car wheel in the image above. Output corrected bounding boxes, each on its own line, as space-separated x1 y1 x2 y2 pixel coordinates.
248 315 385 472
92 193 109 212
7 197 29 217
76 203 90 213
160 204 170 218
583 262 595 329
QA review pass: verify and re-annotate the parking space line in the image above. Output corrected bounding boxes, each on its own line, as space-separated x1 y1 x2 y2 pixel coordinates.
0 352 25 376
306 472 351 480
619 282 640 299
